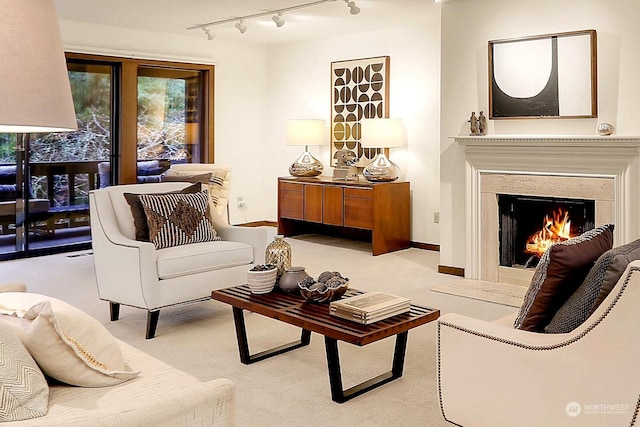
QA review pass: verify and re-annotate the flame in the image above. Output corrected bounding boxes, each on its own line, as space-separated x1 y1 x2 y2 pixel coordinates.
524 209 574 257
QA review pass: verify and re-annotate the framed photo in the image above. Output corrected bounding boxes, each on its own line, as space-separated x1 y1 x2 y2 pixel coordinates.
489 29 597 119
331 56 390 167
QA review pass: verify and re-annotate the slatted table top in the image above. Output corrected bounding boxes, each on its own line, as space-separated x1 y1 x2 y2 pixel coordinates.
211 286 440 346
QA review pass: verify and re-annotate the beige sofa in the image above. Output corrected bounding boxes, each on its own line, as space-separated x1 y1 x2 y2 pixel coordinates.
0 282 235 426
437 260 640 426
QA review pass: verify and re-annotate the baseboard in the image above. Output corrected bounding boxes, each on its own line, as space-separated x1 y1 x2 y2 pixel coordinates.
235 221 278 227
438 265 465 277
411 241 440 251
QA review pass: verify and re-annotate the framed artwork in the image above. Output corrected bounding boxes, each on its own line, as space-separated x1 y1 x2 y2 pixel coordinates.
489 29 597 119
331 56 390 167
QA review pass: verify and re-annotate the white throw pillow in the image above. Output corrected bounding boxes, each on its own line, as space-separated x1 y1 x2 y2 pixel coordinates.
0 318 49 421
0 292 140 387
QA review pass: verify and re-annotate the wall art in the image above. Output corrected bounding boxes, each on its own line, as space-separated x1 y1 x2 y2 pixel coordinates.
489 29 597 119
331 56 390 167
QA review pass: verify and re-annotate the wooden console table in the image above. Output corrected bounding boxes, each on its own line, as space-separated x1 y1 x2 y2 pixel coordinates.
277 176 410 255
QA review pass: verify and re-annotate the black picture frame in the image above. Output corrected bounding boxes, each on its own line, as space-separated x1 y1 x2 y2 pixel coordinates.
489 29 597 120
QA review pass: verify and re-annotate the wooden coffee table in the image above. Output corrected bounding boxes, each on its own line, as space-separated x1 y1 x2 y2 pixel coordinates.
211 285 440 403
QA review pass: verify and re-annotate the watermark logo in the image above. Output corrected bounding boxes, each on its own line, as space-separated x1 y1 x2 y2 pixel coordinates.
566 402 581 417
566 401 630 417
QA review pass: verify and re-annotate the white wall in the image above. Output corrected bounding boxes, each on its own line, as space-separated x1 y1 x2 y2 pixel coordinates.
59 13 443 245
439 0 640 271
58 20 270 225
266 6 441 244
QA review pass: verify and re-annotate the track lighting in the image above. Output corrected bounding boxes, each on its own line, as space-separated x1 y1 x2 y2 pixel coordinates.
201 27 214 40
272 12 285 28
188 0 362 39
344 0 360 15
235 19 247 34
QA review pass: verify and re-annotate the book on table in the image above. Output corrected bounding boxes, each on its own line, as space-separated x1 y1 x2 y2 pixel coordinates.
329 292 411 325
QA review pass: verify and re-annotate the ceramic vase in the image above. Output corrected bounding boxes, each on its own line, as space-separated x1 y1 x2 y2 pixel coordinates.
279 266 310 293
265 235 292 281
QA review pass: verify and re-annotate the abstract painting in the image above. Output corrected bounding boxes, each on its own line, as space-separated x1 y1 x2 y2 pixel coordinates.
331 56 390 167
489 30 597 119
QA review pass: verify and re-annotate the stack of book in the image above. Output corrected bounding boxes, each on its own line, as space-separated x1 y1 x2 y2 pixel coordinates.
329 292 411 325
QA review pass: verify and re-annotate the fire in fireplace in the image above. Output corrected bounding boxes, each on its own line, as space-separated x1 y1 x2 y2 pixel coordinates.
498 195 595 269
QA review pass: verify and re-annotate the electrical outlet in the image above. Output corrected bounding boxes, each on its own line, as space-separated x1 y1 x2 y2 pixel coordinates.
237 196 246 209
434 211 440 223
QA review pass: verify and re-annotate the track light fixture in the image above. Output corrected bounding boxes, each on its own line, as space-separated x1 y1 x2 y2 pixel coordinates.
188 0 361 39
344 0 360 15
201 27 214 40
272 12 285 28
235 19 247 34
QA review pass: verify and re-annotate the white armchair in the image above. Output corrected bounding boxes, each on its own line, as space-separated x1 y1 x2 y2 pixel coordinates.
89 164 273 339
437 261 640 426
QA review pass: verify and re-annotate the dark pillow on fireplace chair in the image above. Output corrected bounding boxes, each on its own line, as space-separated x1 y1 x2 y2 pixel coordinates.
544 238 640 333
513 224 614 332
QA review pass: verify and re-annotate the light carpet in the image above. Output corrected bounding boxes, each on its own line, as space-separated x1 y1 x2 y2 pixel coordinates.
0 231 517 427
431 279 528 308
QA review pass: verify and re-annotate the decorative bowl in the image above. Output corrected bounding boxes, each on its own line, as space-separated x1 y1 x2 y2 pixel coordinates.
247 265 277 294
298 271 349 303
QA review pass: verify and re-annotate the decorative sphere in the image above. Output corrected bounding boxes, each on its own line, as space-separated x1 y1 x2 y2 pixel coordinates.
597 123 615 136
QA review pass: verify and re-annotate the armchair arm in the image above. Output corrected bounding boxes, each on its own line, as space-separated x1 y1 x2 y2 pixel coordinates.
215 224 275 265
90 192 162 308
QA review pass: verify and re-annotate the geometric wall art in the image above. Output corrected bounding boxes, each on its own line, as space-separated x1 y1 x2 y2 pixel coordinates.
331 56 390 167
489 29 597 119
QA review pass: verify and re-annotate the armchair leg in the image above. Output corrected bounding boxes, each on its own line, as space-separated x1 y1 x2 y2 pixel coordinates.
109 302 120 321
146 310 160 339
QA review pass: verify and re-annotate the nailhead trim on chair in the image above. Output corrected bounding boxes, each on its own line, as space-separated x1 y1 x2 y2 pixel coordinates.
436 266 639 425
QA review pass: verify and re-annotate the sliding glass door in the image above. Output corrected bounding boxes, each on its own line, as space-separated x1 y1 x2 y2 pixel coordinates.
0 54 214 260
0 62 114 258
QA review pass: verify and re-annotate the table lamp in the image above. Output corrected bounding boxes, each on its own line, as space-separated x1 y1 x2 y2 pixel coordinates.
359 118 403 182
287 119 325 177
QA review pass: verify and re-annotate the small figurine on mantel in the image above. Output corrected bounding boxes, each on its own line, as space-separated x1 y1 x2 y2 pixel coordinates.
478 111 487 136
469 112 480 136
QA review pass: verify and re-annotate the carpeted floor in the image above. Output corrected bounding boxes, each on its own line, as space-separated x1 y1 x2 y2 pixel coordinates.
0 231 517 427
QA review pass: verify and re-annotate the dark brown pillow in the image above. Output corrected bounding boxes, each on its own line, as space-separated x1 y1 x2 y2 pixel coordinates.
123 182 201 241
160 172 212 185
514 224 614 332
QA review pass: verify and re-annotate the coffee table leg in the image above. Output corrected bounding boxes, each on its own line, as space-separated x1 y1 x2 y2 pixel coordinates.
232 307 311 364
324 331 409 403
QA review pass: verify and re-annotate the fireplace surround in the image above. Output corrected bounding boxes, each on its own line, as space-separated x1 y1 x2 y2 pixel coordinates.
455 135 640 285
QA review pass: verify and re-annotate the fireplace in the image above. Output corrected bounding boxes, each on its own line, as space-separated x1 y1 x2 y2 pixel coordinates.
454 135 640 286
498 194 595 270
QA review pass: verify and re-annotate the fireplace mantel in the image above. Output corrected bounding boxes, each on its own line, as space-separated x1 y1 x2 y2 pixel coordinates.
455 134 640 281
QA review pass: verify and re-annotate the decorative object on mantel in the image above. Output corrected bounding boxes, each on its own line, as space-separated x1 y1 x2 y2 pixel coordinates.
469 112 480 136
360 118 403 182
287 119 325 177
597 122 615 136
332 149 358 181
489 29 597 119
265 235 292 282
331 56 390 168
479 111 487 135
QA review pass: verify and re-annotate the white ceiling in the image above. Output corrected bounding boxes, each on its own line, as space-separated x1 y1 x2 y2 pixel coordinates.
54 0 438 45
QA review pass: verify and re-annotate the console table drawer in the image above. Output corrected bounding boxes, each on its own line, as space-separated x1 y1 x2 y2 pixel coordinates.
344 187 372 199
279 182 304 220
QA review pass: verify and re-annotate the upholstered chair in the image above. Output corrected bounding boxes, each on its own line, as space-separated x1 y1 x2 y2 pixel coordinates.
89 164 273 338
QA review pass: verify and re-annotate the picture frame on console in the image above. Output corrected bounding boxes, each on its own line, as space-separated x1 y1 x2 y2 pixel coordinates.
488 29 597 119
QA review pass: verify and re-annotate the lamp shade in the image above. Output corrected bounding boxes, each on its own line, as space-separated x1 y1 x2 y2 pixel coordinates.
0 0 77 133
287 119 325 146
360 118 403 148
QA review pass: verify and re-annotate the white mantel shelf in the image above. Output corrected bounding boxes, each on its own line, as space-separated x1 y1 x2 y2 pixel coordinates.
453 134 640 147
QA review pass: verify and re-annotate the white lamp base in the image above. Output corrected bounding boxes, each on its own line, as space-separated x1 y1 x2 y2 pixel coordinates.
363 153 399 182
